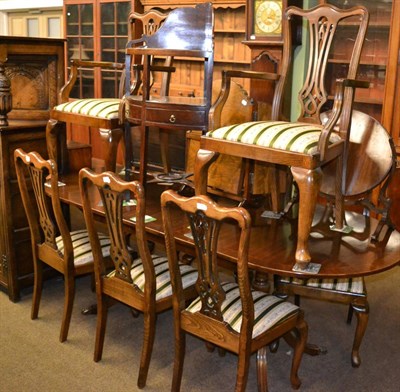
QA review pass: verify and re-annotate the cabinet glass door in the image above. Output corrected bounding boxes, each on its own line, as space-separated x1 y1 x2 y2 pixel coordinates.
65 3 95 98
99 1 131 98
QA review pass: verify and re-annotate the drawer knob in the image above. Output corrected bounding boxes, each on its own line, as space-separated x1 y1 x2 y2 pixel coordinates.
169 114 176 123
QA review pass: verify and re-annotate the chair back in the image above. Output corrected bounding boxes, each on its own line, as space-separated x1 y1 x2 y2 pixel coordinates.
161 190 255 337
277 4 369 128
126 9 170 97
79 169 154 291
14 149 73 266
131 2 214 108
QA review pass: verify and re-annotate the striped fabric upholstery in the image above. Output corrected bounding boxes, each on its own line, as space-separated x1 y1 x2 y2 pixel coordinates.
187 282 299 338
54 99 120 120
56 229 111 267
206 121 342 155
108 254 198 301
279 276 365 295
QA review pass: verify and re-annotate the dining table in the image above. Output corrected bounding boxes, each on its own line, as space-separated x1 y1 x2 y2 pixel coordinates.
55 172 400 280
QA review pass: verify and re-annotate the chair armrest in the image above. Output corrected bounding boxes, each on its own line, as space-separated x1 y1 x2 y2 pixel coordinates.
59 60 125 103
209 69 281 130
318 78 370 160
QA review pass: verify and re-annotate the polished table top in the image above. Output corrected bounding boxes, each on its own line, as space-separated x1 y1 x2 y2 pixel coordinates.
57 173 400 279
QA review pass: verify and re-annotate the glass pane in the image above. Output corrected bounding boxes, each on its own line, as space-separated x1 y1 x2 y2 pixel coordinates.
27 18 39 37
81 70 95 98
48 17 61 38
101 70 120 98
101 3 114 23
116 2 130 35
102 37 115 50
102 51 116 63
81 4 93 24
81 4 93 36
66 5 78 24
101 3 115 35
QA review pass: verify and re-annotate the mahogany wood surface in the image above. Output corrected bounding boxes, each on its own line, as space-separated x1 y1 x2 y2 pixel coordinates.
55 173 400 280
161 191 308 391
124 2 214 185
199 4 370 268
79 168 197 389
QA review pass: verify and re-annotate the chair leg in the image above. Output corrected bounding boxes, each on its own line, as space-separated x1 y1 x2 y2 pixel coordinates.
171 330 186 392
139 125 149 186
46 118 69 174
137 311 157 389
257 346 268 392
59 274 75 342
99 128 123 172
346 304 354 324
235 347 252 392
160 129 171 174
291 167 322 266
350 298 369 368
289 314 308 390
94 293 108 362
31 257 43 320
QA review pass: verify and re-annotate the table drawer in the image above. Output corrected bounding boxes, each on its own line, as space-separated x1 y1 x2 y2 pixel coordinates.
127 100 207 130
145 107 207 129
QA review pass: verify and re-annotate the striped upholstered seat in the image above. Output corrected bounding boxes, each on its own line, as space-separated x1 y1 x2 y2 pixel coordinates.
206 121 342 155
54 99 120 120
56 229 111 267
108 254 198 301
187 282 299 338
278 276 365 295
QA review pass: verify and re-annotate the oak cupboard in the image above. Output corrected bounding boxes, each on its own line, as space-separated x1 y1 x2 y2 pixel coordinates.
0 37 65 301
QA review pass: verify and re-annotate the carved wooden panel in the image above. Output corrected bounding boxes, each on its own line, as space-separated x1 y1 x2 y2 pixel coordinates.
0 36 65 122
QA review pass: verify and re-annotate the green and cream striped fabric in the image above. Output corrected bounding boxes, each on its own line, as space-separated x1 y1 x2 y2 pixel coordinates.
56 229 111 267
108 255 198 301
206 121 342 155
187 282 299 338
279 276 365 294
55 99 120 119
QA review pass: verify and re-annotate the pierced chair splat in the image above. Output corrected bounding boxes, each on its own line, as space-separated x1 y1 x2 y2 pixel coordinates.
14 149 111 342
79 168 198 389
46 9 169 175
161 190 308 392
195 4 370 268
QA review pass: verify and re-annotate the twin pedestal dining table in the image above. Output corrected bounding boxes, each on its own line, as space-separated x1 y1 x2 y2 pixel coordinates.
55 172 400 280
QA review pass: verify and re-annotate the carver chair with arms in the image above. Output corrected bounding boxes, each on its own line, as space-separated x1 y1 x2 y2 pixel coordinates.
79 168 198 389
46 9 169 174
161 190 308 392
14 148 111 342
195 4 370 267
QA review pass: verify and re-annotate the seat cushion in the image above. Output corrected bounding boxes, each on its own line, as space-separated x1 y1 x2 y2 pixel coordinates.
206 121 342 155
54 99 120 120
56 229 111 267
278 276 365 295
108 254 198 301
187 282 299 338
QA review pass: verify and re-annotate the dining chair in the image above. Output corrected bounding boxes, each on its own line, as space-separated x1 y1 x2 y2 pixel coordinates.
79 168 198 389
46 9 169 175
274 274 368 368
14 148 111 342
122 2 214 186
195 4 370 268
161 190 308 392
